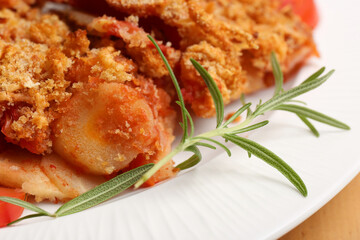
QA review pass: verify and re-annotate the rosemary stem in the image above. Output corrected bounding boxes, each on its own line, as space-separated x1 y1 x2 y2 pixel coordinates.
134 116 258 188
134 145 184 188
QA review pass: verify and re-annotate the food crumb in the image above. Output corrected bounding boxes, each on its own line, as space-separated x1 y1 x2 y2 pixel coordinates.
225 112 242 124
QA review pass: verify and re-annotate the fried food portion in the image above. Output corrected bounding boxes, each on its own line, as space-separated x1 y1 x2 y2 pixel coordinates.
0 0 317 201
53 82 170 175
179 0 316 112
213 0 317 93
93 0 316 117
0 5 177 200
53 46 175 176
0 7 82 154
0 40 72 154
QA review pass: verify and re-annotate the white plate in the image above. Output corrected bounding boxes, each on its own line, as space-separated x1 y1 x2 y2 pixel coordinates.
1 0 360 239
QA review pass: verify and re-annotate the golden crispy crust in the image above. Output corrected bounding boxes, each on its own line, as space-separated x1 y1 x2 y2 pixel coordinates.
0 6 177 156
52 0 316 117
102 0 317 117
0 8 69 45
180 41 246 117
0 0 36 12
0 4 178 200
88 16 181 79
0 42 72 153
0 4 176 197
106 0 164 16
0 7 89 153
53 45 175 176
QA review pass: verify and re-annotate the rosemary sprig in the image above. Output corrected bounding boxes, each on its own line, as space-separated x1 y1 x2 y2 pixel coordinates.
0 36 350 226
134 36 350 194
0 164 153 225
55 163 154 216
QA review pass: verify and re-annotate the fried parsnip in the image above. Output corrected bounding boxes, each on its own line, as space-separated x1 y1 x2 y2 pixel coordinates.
0 4 177 201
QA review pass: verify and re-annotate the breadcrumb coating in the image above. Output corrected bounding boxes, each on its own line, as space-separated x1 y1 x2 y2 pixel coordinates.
0 7 87 153
0 4 177 200
88 15 181 79
53 0 316 117
180 41 246 117
53 45 175 177
0 0 36 13
0 7 69 45
0 41 72 153
100 0 317 117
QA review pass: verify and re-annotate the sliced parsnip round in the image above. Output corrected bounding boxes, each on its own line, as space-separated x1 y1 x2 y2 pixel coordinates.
41 154 105 199
53 82 158 175
0 149 66 202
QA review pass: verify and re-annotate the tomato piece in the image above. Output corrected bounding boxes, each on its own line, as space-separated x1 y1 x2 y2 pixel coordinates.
104 19 175 60
0 187 26 228
280 0 319 29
